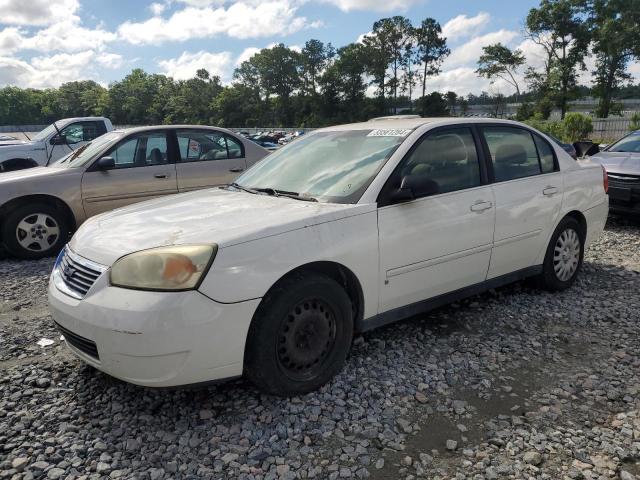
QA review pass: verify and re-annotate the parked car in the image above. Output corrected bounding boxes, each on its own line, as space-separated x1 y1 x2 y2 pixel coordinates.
0 125 269 258
250 138 280 151
48 118 608 396
547 134 578 159
0 117 114 172
589 130 640 215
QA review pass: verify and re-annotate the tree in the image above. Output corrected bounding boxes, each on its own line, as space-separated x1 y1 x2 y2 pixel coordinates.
445 91 457 115
415 91 449 116
562 112 593 141
588 0 639 117
476 43 526 101
165 69 223 124
526 0 590 119
301 39 334 96
362 17 414 112
414 18 450 100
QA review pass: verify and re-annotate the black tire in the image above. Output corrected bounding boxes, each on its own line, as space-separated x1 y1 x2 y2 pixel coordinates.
1 203 69 259
537 216 584 291
244 272 353 396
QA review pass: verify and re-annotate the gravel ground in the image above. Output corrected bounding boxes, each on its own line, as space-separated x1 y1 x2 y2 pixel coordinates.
1 216 639 480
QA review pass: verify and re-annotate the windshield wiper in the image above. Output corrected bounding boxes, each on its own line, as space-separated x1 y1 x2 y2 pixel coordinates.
64 142 91 162
254 187 318 202
226 182 259 194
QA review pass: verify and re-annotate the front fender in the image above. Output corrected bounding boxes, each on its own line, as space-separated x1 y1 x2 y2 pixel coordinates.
198 208 380 319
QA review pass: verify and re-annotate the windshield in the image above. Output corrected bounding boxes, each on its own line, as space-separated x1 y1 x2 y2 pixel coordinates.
234 129 409 203
31 123 58 142
51 131 124 168
607 132 640 153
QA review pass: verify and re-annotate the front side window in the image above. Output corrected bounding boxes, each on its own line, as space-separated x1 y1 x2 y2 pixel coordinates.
481 127 542 182
177 130 230 162
106 132 168 169
59 121 106 144
235 129 408 203
397 127 481 197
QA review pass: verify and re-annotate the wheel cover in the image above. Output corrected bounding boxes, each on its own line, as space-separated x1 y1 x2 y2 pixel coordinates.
553 227 580 282
276 298 338 381
15 213 60 252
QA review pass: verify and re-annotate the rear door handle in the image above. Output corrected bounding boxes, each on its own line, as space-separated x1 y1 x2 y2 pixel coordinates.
470 201 492 212
543 186 559 196
229 168 244 173
154 173 169 179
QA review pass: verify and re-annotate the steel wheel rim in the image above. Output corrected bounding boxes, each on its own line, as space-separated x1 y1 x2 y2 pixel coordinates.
276 298 337 381
553 227 580 282
16 213 60 252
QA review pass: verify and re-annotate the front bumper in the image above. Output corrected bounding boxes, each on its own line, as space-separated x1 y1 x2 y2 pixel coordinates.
48 270 261 387
607 176 640 215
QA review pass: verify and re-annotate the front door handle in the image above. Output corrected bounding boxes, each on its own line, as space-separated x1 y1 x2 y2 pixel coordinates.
229 168 244 173
154 173 169 179
543 186 559 196
470 201 492 212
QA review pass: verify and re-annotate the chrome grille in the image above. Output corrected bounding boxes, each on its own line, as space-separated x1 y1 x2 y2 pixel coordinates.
607 173 640 185
53 247 107 299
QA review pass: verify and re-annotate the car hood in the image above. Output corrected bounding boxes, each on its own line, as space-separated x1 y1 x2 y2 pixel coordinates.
0 139 29 147
70 188 372 266
0 165 70 183
590 152 640 175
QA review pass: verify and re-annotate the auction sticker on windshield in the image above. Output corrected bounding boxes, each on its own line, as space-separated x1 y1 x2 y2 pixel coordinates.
367 129 412 137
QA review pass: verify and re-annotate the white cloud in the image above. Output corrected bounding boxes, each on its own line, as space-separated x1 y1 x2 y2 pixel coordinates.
118 1 314 44
236 47 260 65
442 12 490 41
177 0 226 5
320 0 422 12
149 2 167 15
0 50 98 88
96 52 124 69
0 27 24 55
445 29 519 68
0 0 80 26
158 50 233 81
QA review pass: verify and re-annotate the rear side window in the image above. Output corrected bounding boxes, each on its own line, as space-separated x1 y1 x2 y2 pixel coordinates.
481 127 542 182
398 127 481 196
176 130 231 162
225 135 244 158
533 135 556 173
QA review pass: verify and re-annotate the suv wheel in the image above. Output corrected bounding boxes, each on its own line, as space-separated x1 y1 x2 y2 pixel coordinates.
244 273 353 396
2 203 69 259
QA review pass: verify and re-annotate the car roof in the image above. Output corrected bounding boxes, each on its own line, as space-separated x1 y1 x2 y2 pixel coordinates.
316 116 538 132
112 125 236 135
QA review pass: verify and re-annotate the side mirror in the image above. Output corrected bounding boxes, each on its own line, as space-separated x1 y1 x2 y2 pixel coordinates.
573 141 600 158
50 135 67 145
390 174 439 204
96 156 115 170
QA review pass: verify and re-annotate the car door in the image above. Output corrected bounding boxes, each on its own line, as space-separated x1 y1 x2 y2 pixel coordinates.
479 126 563 279
174 129 247 192
377 126 495 313
50 121 107 164
81 130 178 217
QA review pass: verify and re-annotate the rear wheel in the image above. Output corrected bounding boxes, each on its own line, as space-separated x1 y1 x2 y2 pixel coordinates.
244 273 353 396
538 217 584 291
2 203 69 259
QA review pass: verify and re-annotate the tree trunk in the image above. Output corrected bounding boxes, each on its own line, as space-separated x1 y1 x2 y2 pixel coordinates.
422 61 427 99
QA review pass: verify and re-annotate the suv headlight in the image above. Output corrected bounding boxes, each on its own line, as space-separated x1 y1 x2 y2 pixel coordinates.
110 245 217 291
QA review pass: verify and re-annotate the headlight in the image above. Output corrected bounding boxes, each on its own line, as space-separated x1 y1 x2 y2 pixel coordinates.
110 245 216 291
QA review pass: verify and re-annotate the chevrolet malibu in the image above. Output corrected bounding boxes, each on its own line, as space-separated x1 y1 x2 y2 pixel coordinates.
48 117 609 396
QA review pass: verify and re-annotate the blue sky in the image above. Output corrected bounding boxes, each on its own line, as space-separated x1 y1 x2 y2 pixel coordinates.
1 0 637 95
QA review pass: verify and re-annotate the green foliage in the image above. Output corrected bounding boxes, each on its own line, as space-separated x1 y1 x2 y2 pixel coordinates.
476 43 526 98
416 92 449 117
629 112 640 131
562 112 593 141
516 102 536 121
523 117 565 139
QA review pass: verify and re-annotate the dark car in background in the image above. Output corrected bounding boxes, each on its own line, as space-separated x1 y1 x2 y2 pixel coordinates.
589 130 640 215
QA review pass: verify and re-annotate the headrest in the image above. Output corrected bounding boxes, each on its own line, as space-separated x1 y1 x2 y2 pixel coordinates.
432 134 467 163
495 143 527 165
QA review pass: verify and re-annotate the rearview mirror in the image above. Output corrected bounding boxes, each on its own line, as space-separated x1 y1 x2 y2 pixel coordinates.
50 135 67 145
573 141 600 158
96 156 115 170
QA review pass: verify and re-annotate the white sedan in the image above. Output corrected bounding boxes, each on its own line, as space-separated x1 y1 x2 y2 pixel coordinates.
48 117 609 396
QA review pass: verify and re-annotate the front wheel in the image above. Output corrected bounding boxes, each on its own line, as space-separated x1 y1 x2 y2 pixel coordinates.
538 217 584 291
244 273 353 396
1 203 69 259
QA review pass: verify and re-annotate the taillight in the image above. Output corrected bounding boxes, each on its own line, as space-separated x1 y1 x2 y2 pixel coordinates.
602 165 608 194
